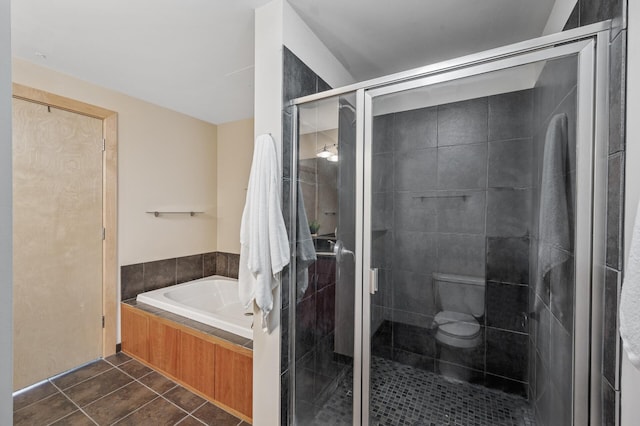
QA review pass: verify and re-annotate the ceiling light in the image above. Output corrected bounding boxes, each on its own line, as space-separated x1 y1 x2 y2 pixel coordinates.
316 145 332 158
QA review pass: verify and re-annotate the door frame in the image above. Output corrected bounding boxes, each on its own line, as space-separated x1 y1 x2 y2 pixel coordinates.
12 83 118 358
360 38 599 425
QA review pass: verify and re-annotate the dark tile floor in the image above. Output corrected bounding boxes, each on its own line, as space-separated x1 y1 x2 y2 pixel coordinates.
13 352 250 426
307 356 535 426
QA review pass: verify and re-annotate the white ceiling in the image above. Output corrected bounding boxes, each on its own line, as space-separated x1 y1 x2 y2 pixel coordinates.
289 0 558 81
11 0 559 125
11 0 270 124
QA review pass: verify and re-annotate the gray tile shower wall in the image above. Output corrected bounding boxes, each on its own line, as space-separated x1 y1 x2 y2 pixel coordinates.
565 0 627 39
120 251 239 301
370 89 533 396
601 28 626 426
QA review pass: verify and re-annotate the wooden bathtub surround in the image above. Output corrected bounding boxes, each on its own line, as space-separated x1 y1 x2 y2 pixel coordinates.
121 303 253 422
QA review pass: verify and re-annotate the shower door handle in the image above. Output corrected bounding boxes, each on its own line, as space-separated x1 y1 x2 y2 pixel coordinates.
369 268 378 294
332 240 354 263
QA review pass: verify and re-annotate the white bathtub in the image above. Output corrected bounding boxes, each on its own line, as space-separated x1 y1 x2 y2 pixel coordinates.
136 276 253 339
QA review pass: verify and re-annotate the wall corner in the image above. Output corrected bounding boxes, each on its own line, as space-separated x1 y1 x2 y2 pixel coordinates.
253 1 284 425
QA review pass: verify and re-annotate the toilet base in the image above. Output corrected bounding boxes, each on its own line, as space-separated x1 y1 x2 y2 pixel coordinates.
436 341 481 383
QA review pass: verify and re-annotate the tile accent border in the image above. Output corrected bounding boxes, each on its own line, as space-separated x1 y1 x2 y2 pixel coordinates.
121 251 240 301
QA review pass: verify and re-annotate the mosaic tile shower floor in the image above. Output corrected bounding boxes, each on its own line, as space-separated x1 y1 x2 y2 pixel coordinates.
310 356 535 426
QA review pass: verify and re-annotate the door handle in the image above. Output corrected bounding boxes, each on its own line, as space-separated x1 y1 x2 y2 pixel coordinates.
370 268 378 294
331 240 354 262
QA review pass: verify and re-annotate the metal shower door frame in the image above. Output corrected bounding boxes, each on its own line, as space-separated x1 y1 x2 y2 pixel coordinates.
289 21 610 426
359 36 607 426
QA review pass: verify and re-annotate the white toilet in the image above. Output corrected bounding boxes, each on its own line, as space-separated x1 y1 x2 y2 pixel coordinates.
432 272 485 380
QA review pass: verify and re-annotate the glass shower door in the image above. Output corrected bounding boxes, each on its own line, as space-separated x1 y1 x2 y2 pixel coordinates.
292 94 359 425
362 39 597 425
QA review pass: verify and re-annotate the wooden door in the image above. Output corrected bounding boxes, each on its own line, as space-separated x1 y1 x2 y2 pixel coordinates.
12 98 104 390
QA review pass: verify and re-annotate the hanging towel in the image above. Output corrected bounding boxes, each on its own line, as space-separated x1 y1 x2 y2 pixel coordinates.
296 182 317 300
238 133 290 332
620 200 640 367
537 113 571 288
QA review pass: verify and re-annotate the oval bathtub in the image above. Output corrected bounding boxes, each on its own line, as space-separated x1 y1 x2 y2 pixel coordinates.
136 276 253 339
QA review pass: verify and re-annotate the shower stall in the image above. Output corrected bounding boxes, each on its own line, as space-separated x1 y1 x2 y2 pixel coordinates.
286 22 610 426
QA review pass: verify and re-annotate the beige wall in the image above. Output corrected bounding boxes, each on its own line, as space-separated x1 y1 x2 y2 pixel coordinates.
12 59 219 346
12 58 219 267
216 118 254 253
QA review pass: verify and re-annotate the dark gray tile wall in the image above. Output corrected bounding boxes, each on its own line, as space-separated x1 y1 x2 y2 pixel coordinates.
143 259 177 292
120 251 237 301
602 28 627 426
604 268 622 386
603 380 618 426
282 48 317 104
369 89 533 396
214 252 240 279
486 237 530 284
486 328 528 383
579 0 625 33
437 98 487 146
488 138 533 187
297 157 338 239
121 264 144 301
609 30 627 156
607 153 625 269
176 254 204 284
486 281 528 333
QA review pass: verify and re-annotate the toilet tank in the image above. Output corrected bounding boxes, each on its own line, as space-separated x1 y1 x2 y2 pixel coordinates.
433 272 485 317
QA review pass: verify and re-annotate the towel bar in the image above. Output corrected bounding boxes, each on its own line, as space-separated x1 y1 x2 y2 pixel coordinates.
146 211 203 217
412 195 468 201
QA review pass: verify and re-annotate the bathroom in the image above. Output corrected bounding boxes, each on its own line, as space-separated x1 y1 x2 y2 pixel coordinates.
1 0 639 426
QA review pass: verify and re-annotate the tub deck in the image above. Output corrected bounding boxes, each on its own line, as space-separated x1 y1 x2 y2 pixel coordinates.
135 276 253 340
123 299 253 351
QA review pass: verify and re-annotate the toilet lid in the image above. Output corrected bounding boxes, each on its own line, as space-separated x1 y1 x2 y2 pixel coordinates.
434 311 480 339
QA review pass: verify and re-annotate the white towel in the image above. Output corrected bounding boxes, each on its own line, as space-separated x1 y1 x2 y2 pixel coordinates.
238 134 290 332
537 114 571 285
620 200 640 367
296 182 317 300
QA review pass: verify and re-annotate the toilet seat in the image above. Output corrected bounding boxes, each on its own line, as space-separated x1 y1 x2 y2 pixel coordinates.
434 311 481 348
